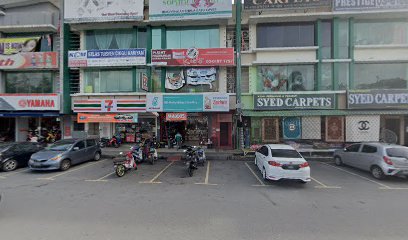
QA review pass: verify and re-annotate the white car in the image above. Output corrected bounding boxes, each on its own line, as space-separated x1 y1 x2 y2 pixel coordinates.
255 144 311 183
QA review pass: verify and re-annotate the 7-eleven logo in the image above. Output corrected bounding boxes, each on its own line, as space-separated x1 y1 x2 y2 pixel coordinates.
103 100 116 112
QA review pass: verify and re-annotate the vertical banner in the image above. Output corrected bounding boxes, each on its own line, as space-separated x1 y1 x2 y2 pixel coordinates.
262 118 279 143
325 117 344 142
140 73 149 92
346 115 380 142
302 117 321 139
282 117 301 139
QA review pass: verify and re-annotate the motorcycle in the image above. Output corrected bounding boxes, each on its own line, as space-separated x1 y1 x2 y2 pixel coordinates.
184 146 199 177
99 137 109 148
104 136 121 148
114 151 137 177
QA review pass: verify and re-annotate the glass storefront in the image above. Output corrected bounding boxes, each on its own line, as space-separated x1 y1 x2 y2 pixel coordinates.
354 20 408 45
354 63 408 89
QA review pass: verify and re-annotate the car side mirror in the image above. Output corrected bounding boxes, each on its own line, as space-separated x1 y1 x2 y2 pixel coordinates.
73 147 79 151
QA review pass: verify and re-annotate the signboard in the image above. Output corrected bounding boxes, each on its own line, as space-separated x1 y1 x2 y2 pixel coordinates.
0 37 41 55
203 94 229 112
146 94 163 112
149 0 232 21
77 113 138 123
244 0 331 10
68 49 146 67
163 95 203 112
73 99 146 113
0 52 58 69
140 73 149 92
64 0 144 23
0 94 59 111
333 0 408 11
348 90 408 109
166 113 188 122
151 48 234 66
165 70 185 90
187 68 217 89
346 115 380 142
254 93 335 110
282 117 301 140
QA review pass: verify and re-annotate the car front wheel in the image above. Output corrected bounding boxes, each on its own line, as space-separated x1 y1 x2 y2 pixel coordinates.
94 152 101 161
2 159 18 172
60 159 71 171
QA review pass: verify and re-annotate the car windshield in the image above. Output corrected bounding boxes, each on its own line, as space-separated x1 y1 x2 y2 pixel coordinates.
0 143 13 151
271 149 302 158
47 140 74 151
386 147 408 158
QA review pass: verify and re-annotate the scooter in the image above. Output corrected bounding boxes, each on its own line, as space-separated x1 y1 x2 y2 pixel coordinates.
114 151 137 177
184 146 198 177
107 136 121 148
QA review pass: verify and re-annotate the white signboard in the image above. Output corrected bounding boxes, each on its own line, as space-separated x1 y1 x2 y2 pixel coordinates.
146 94 163 112
149 0 232 21
0 94 60 111
346 115 380 142
203 94 229 112
64 0 144 23
68 49 146 67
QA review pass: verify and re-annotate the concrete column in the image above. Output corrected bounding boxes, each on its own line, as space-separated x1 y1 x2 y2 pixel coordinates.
218 67 227 93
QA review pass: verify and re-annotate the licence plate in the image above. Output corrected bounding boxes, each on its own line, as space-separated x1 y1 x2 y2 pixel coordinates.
287 165 295 169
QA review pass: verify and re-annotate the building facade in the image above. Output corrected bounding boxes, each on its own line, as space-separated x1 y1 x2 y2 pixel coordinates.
240 0 408 147
0 0 61 142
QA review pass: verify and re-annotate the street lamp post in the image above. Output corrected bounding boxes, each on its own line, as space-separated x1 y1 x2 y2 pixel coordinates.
235 0 242 149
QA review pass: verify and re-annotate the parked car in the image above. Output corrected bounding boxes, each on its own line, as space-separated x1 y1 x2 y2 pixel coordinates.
0 142 43 172
333 142 408 179
255 144 311 183
28 138 101 171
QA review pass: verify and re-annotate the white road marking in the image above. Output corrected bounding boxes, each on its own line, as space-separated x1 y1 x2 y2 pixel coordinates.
140 161 174 184
1 168 31 178
195 161 218 186
86 171 115 182
245 162 265 186
37 160 107 181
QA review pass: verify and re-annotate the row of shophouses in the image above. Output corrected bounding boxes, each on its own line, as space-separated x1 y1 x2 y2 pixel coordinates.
1 0 408 149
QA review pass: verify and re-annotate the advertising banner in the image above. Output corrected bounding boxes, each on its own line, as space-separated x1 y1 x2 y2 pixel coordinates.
244 0 331 10
187 68 217 89
73 99 146 113
140 73 149 92
149 0 232 21
77 113 138 123
68 49 146 67
163 95 204 112
282 117 302 140
64 0 144 23
254 93 335 110
0 52 58 70
166 113 188 122
165 70 185 90
151 48 234 66
348 89 408 109
325 117 344 142
203 94 229 112
333 0 408 11
346 115 380 142
0 94 59 111
0 37 40 55
146 94 163 112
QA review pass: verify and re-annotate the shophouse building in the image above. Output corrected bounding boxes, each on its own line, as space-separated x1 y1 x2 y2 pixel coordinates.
64 0 236 149
240 0 408 147
0 0 61 142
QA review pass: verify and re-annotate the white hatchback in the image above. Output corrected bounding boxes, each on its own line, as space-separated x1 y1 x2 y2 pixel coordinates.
255 144 311 183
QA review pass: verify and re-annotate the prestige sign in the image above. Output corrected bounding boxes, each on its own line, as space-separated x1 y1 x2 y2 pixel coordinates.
348 90 408 109
244 0 331 10
151 48 234 66
254 93 335 110
333 0 408 11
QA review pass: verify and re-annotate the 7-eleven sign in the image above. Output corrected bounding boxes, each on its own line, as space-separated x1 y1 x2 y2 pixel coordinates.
102 100 117 112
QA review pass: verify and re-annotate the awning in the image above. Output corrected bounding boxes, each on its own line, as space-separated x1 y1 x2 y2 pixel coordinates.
0 112 60 117
243 109 408 117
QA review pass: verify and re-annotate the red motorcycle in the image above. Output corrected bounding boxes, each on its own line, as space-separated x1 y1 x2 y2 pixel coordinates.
107 136 121 148
114 150 137 177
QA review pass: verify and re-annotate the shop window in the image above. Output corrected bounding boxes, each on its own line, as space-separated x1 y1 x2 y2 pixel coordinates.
354 20 408 45
257 65 315 92
338 63 349 90
165 67 218 93
321 63 333 90
226 27 250 51
152 28 162 49
227 67 236 93
84 69 134 93
137 28 147 48
73 121 85 131
152 68 162 93
85 29 136 50
353 63 408 90
321 21 332 59
338 20 349 59
5 71 53 93
257 22 315 48
166 27 220 49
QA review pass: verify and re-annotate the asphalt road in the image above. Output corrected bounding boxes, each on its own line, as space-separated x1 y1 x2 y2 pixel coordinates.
1 158 408 240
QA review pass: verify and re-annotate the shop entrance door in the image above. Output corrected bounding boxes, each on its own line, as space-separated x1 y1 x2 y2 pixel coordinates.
385 118 401 144
220 123 230 147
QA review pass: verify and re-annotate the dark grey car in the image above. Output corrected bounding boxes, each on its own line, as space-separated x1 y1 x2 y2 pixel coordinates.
28 138 102 171
333 142 408 179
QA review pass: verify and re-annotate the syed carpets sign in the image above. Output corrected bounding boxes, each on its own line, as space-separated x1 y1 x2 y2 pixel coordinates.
149 0 232 21
348 90 408 109
254 93 335 110
244 0 331 10
68 49 146 67
333 0 408 11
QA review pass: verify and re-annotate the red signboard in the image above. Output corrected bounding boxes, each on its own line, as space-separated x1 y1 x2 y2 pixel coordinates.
0 52 58 69
151 48 234 66
166 113 188 122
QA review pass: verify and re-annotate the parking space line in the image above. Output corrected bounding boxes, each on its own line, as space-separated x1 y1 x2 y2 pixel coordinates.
195 161 218 186
1 168 31 178
311 177 341 189
86 171 115 182
244 162 265 186
37 160 107 181
319 162 393 189
140 161 174 184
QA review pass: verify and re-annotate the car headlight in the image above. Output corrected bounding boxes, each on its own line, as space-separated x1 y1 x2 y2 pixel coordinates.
50 154 62 161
